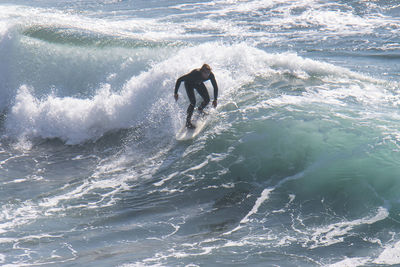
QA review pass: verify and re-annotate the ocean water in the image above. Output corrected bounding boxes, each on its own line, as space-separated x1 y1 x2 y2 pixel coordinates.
0 0 400 266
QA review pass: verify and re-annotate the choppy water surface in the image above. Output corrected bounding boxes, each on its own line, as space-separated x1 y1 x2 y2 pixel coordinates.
1 0 400 266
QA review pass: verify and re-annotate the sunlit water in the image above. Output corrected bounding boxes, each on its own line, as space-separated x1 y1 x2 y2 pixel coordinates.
1 1 400 266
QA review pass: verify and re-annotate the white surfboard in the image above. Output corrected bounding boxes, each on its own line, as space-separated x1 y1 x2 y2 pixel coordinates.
176 114 209 141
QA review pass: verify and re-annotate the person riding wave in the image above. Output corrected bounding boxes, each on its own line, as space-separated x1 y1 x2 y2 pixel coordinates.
174 64 218 129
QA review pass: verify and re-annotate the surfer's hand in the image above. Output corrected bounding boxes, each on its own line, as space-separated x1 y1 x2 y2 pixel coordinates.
174 93 179 101
212 100 217 108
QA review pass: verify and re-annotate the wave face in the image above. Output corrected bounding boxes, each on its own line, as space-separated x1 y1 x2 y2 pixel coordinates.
1 1 400 266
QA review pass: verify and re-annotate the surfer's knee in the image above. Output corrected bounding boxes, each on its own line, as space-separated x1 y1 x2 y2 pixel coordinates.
201 92 210 103
187 104 195 113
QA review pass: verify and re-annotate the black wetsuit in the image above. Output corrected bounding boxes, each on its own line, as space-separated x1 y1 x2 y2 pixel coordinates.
175 69 218 125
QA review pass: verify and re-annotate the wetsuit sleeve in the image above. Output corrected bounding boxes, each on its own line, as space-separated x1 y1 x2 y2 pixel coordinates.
174 75 184 95
210 72 218 100
174 73 191 94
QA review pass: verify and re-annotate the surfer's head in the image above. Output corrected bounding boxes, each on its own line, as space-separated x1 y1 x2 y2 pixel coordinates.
200 64 211 79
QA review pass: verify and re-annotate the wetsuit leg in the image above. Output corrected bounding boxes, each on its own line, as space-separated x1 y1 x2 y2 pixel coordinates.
195 83 210 112
185 83 196 125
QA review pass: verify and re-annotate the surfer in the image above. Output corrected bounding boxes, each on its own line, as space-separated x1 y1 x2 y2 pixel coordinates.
174 64 218 129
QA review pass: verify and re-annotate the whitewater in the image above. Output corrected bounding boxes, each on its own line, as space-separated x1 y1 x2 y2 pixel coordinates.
1 0 400 266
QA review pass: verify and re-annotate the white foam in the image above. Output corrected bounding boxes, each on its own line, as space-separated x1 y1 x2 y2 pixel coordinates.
154 172 179 187
0 201 40 235
373 240 400 265
1 0 398 53
309 207 389 249
185 159 210 172
328 257 370 267
0 5 168 41
240 188 273 224
171 0 399 42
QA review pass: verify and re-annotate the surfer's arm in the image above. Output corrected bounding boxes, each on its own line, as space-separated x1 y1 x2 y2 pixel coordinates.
210 73 218 101
174 74 189 95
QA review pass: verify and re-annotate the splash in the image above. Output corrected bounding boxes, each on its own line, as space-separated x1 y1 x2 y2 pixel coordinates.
5 42 385 144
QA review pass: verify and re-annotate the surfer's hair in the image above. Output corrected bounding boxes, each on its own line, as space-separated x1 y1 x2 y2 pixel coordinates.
200 64 211 72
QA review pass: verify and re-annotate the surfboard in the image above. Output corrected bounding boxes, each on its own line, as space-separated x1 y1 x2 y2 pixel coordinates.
176 114 209 141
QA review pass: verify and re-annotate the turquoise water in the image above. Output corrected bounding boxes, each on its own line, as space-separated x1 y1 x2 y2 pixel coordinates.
1 1 400 266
